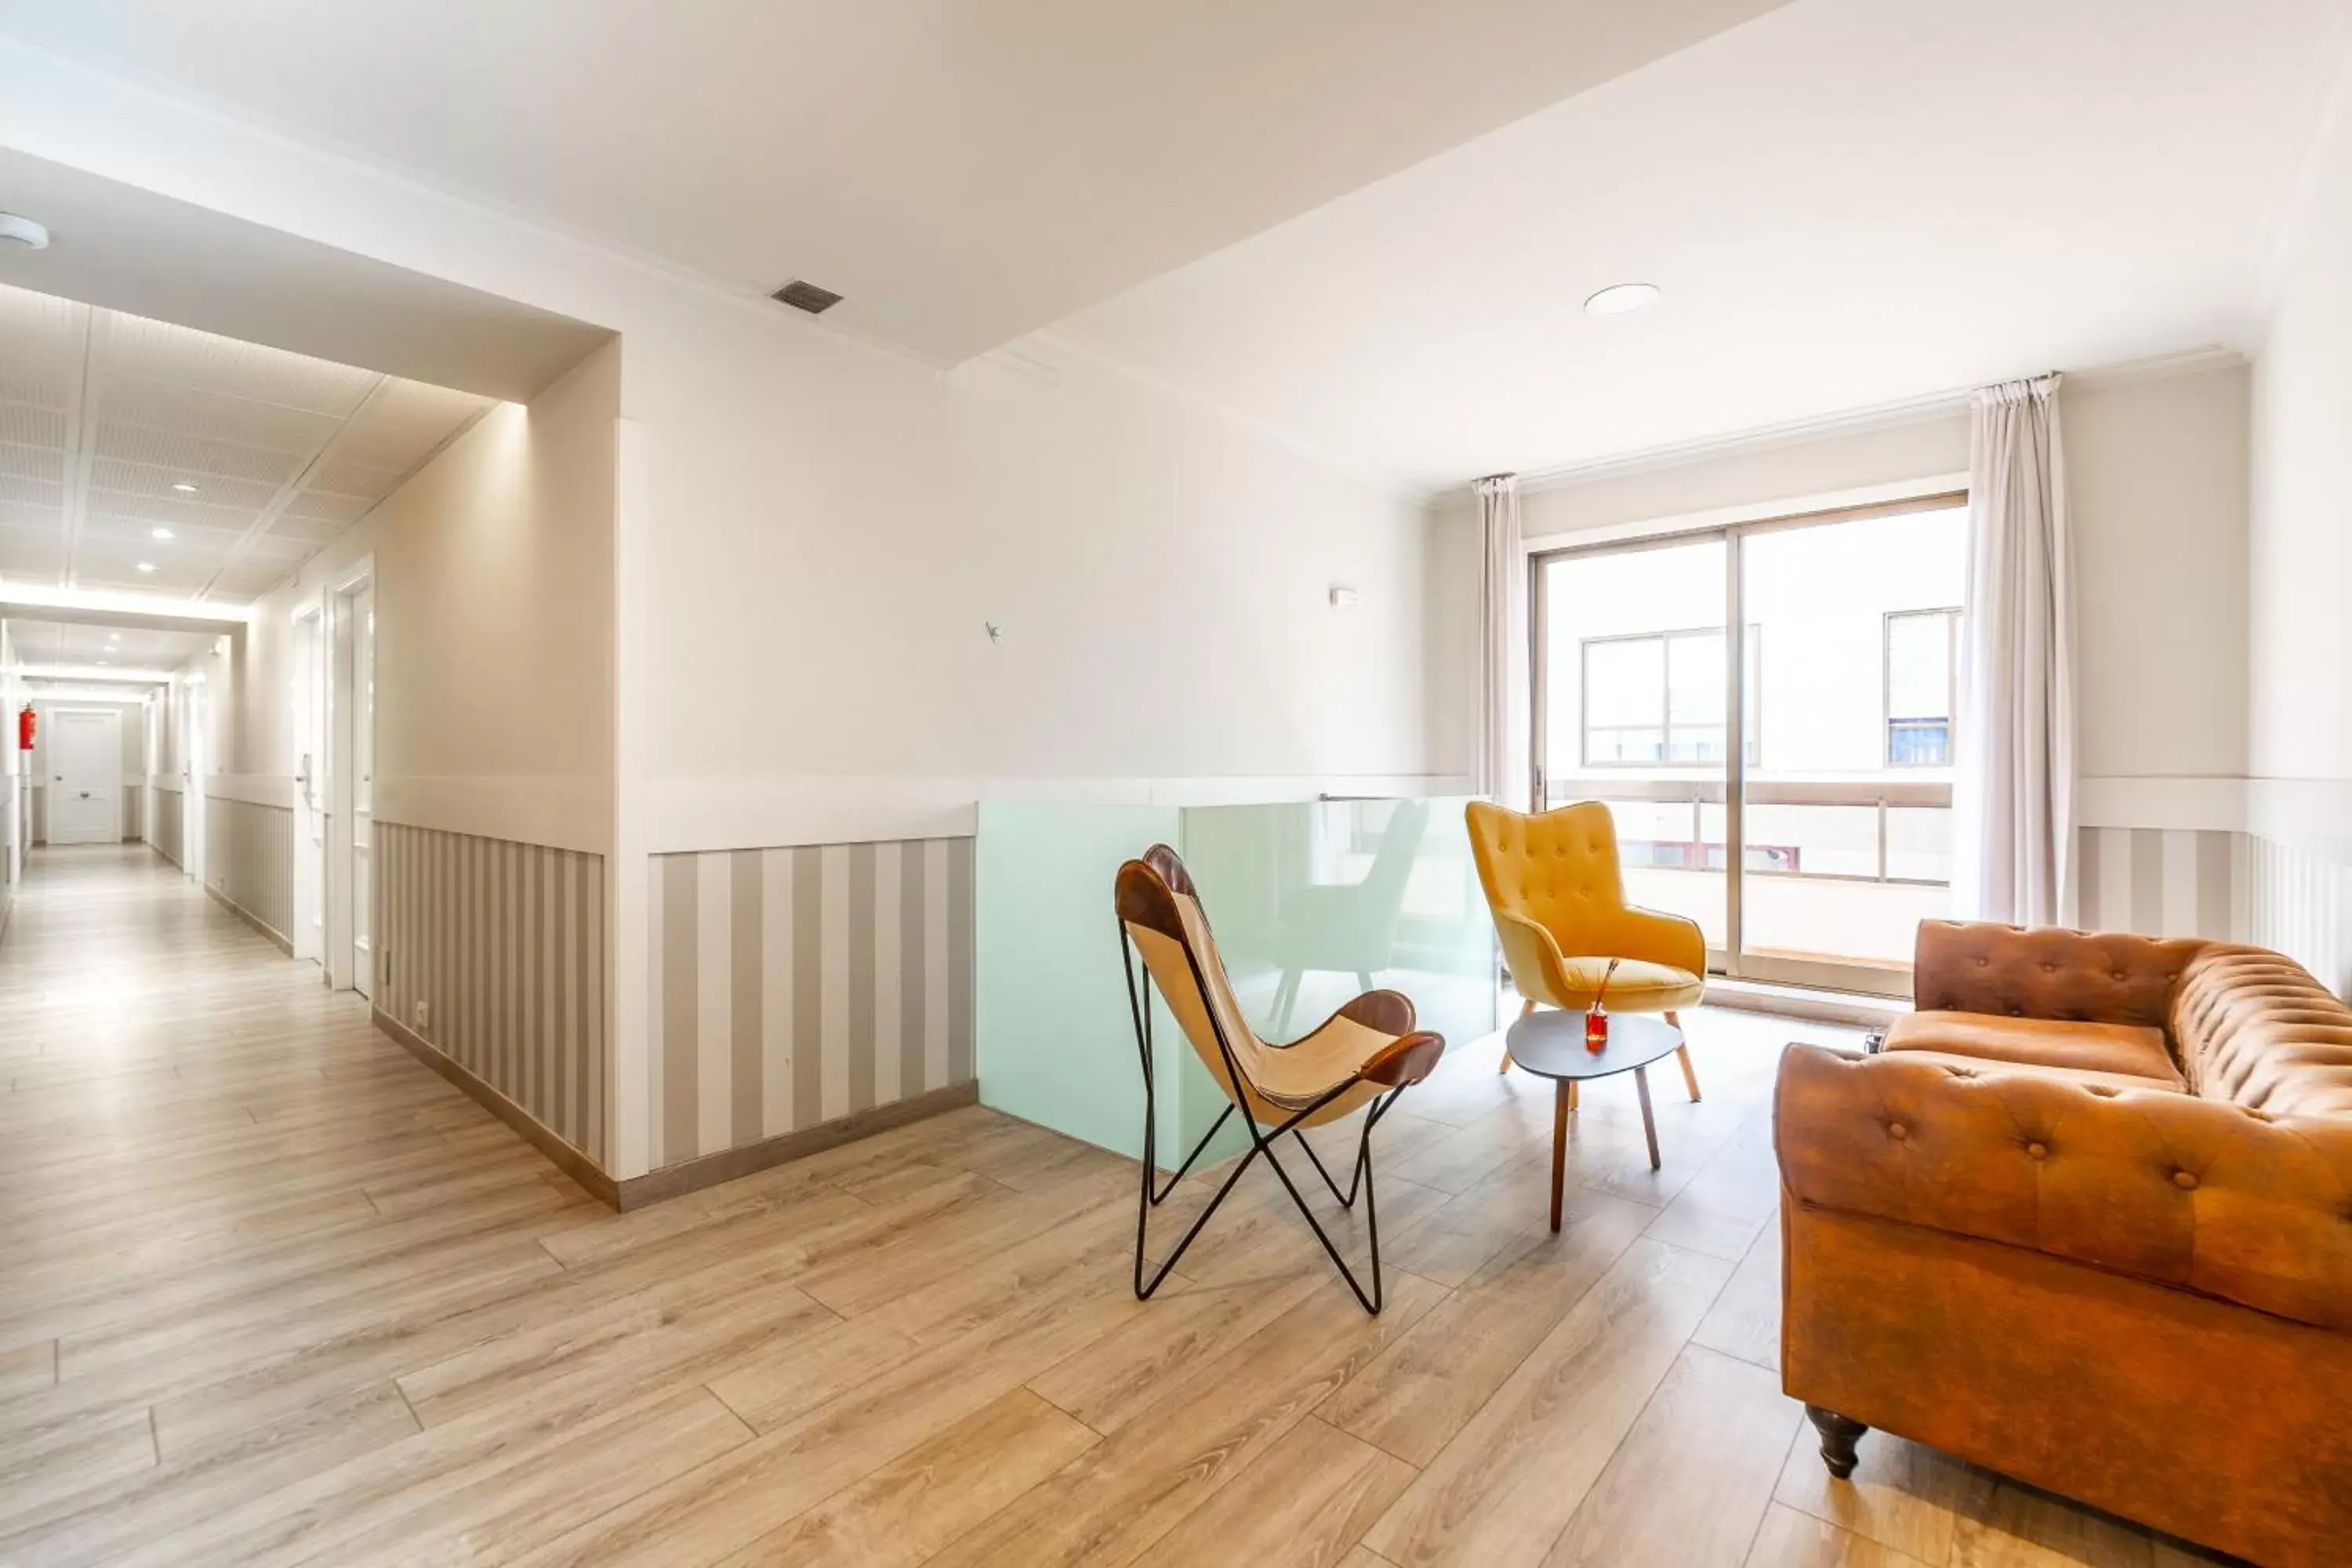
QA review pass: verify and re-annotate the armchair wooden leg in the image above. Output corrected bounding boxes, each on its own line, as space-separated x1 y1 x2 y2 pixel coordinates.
1664 1011 1701 1102
1501 997 1534 1074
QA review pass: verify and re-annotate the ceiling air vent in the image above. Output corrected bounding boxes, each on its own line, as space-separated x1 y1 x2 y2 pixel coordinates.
771 279 843 315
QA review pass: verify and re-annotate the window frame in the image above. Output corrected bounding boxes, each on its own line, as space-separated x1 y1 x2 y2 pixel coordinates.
1579 623 1760 769
1882 606 1961 768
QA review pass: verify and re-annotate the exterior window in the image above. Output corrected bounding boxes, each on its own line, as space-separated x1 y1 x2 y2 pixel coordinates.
1581 627 1759 767
1886 608 1959 766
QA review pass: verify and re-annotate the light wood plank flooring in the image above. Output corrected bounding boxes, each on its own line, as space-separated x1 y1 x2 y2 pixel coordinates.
1 844 2241 1566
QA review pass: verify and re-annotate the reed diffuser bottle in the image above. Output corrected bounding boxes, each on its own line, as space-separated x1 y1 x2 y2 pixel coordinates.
1584 957 1621 1053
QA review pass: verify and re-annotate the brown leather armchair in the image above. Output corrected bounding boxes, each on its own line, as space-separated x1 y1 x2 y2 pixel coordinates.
1776 921 2352 1568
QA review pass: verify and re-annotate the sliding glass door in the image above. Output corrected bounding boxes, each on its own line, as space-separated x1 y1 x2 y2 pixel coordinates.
1533 495 1965 996
1534 535 1733 967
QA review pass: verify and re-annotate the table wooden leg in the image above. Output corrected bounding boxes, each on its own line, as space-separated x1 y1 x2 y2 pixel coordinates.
1567 1079 1578 1112
1634 1065 1661 1170
1551 1077 1570 1232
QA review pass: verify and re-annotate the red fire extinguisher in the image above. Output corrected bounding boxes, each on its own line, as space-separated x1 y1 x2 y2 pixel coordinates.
16 704 31 752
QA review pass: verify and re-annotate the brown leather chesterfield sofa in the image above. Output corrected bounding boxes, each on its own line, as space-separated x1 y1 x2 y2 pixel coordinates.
1775 920 2352 1568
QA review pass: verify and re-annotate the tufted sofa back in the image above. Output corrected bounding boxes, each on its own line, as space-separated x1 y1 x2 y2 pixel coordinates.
1911 920 2201 1028
1912 920 2352 1118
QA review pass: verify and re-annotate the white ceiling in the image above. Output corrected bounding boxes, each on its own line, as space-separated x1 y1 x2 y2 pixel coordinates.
0 147 614 405
8 615 209 674
0 0 1793 365
0 281 493 605
1056 0 2352 488
3 0 2342 494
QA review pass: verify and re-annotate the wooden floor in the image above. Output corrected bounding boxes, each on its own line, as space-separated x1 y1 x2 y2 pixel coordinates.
0 844 2239 1567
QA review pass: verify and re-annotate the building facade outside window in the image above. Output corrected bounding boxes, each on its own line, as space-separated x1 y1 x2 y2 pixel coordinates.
1885 607 1959 766
1581 626 1760 768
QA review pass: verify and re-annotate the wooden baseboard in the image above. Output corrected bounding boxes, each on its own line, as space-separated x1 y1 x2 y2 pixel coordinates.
372 1005 622 1208
204 882 294 957
370 1006 978 1213
612 1081 980 1210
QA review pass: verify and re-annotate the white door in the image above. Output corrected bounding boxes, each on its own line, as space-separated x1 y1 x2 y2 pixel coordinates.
182 677 208 887
291 604 325 967
350 583 375 1000
47 709 121 845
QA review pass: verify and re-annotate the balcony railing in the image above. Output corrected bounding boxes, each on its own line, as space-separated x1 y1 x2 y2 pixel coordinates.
1545 775 1953 887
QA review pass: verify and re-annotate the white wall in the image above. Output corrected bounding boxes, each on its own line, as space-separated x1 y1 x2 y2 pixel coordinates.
2250 94 2352 793
2067 365 2250 783
638 321 1436 844
2244 72 2352 988
216 340 620 851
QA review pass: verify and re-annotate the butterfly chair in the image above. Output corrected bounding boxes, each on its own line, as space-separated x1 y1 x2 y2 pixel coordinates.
1465 800 1704 1104
1116 844 1444 1314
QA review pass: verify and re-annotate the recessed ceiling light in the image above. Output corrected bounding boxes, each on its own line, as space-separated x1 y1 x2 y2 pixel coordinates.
151 527 174 539
171 482 198 495
0 212 49 251
135 562 156 573
1584 281 1661 317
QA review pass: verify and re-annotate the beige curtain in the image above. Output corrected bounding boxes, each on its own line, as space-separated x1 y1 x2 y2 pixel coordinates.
1954 375 2075 926
1475 474 1529 808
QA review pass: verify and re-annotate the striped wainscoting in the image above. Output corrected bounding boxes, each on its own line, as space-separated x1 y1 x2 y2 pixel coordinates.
375 822 608 1167
2246 836 2352 997
2075 826 2241 941
649 837 975 1173
150 787 184 868
205 797 295 943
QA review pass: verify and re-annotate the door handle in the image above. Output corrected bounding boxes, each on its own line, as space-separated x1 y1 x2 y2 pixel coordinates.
78 791 89 800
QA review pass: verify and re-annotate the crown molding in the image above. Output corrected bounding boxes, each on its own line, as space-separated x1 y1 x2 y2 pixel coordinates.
1488 344 2248 504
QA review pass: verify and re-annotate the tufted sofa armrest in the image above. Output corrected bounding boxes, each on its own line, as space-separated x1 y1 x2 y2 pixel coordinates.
1775 1044 2352 1333
1912 920 2206 1029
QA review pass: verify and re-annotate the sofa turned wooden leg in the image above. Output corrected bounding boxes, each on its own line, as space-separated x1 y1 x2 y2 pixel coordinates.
1805 1406 1868 1479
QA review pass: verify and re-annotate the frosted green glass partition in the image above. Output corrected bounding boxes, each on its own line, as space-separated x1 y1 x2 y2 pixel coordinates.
975 797 1497 1164
1179 796 1497 1053
974 800 1229 1163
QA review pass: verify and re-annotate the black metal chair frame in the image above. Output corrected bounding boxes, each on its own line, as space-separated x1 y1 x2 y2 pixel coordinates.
1117 920 1406 1315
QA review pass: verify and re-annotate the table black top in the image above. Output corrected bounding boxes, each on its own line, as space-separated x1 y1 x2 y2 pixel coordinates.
1504 1009 1684 1082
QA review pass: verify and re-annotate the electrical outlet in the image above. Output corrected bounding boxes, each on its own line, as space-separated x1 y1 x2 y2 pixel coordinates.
415 1000 430 1033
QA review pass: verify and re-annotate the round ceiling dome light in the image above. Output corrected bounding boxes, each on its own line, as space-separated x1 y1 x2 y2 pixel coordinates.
1584 281 1660 317
0 212 51 250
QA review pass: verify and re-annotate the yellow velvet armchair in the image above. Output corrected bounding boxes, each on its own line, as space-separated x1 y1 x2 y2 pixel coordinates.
1465 800 1704 1098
